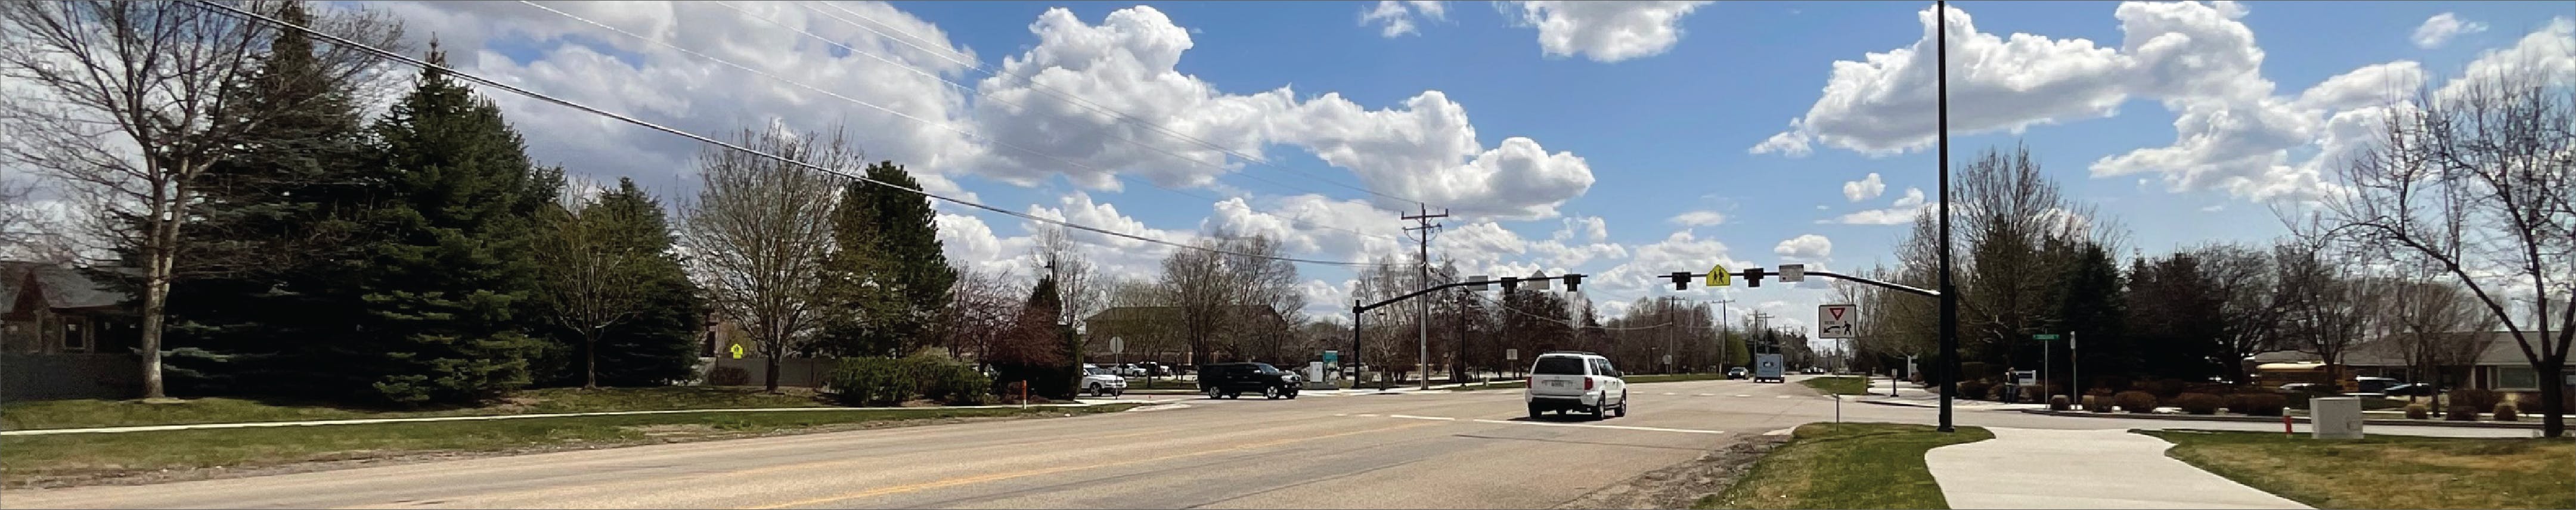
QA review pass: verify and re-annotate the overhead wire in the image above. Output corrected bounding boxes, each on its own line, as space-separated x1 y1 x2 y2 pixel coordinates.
795 0 1425 207
190 0 1397 268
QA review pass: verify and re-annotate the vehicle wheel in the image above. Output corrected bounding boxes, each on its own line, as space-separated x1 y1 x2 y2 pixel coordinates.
1207 387 1223 400
1529 404 1543 420
1263 385 1281 400
1285 390 1298 400
1615 392 1629 418
1089 384 1103 397
1589 404 1605 420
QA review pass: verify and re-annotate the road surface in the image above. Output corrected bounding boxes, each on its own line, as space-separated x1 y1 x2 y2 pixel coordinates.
0 376 2531 509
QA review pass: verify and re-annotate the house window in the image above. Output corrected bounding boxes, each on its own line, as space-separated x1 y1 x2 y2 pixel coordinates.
60 317 91 353
2497 365 2538 391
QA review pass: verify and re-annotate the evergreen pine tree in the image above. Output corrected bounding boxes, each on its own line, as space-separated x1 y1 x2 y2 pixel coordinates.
339 43 550 405
150 1 377 396
531 179 705 387
817 161 954 357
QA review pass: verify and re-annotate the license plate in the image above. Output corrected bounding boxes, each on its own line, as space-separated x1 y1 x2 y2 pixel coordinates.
1548 381 1568 387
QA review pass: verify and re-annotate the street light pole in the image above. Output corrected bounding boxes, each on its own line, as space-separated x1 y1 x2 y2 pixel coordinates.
1935 0 1961 433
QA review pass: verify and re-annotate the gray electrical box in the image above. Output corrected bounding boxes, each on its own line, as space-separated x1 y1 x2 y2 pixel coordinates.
2311 397 2365 439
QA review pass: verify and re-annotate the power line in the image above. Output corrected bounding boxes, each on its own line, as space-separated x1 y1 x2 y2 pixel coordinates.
796 0 1426 206
193 0 1395 269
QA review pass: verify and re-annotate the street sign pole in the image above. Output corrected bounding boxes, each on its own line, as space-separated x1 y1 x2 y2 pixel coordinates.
2071 331 2081 399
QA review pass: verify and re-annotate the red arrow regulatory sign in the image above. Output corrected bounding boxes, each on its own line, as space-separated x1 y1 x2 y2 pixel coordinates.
1817 304 1858 339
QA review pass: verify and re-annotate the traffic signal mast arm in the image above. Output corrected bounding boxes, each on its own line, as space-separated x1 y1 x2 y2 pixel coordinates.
1352 274 1586 314
1660 268 1938 297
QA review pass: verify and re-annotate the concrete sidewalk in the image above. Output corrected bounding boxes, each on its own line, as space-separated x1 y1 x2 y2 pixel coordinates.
1925 427 2308 509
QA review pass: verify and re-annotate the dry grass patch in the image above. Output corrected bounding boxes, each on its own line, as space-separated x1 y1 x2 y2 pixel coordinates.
2145 430 2574 509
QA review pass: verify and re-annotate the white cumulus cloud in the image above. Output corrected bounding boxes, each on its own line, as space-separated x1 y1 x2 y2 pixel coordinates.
1841 173 1886 202
2412 13 2487 49
1361 1 1447 38
1668 210 1728 226
1507 1 1715 63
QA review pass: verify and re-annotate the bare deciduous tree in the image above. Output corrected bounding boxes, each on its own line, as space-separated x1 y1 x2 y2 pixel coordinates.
535 190 652 390
0 1 401 398
2386 276 2498 409
2304 67 2574 436
681 128 848 393
1032 226 1100 362
942 265 1023 364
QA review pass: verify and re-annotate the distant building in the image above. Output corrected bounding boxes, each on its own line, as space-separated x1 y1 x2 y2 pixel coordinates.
2342 331 2566 394
1 261 142 401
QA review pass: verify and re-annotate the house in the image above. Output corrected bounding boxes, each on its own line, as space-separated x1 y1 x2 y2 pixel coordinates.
2342 331 2569 396
1082 304 1292 366
1 261 143 401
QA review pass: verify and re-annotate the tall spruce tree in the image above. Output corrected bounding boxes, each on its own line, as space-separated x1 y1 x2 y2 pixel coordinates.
152 1 378 396
340 44 553 405
816 161 955 357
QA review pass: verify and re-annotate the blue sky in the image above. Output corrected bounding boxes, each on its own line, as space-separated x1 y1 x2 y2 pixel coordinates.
382 1 2575 334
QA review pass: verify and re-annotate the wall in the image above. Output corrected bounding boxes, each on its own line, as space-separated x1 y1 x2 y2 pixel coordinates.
1 353 140 401
708 356 836 388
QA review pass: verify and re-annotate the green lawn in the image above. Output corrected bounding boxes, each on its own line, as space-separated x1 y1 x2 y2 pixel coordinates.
2144 430 2574 509
1 403 1140 487
1799 377 1870 396
1 387 831 431
1698 422 1993 509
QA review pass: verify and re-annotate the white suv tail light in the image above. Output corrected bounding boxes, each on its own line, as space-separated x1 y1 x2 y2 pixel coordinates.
1585 378 1595 391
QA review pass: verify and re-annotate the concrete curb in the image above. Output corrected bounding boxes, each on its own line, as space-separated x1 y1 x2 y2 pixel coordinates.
0 401 1150 437
2017 409 2549 430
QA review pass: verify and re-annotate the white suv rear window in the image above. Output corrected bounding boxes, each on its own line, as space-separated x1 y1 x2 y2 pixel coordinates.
1533 357 1588 375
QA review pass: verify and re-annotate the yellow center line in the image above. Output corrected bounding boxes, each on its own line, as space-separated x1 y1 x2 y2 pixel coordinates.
738 421 1442 509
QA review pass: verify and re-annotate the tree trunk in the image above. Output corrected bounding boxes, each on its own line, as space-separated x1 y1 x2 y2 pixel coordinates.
584 329 600 390
2542 362 2565 438
138 270 169 399
764 338 781 393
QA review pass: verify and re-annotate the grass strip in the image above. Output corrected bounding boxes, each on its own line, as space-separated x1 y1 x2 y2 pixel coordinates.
2 403 1139 487
2143 430 2574 509
1698 422 1992 509
1798 377 1871 396
2 386 830 431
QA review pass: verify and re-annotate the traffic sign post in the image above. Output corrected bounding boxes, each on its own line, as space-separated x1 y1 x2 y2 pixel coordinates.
2032 333 2060 400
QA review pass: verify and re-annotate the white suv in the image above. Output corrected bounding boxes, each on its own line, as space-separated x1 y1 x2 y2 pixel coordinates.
1524 352 1628 419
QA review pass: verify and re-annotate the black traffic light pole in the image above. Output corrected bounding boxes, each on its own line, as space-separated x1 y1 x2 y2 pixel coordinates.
1351 274 1586 390
1659 268 1939 297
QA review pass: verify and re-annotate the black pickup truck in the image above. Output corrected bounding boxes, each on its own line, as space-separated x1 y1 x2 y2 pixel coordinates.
1197 362 1302 400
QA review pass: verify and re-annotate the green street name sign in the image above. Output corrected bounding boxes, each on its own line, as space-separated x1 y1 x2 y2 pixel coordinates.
2032 334 2062 340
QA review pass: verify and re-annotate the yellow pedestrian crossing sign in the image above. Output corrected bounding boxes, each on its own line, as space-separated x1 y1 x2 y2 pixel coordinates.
1706 263 1731 287
728 344 745 359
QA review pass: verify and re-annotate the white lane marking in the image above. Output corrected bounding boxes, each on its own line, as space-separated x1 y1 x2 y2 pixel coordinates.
1734 394 1752 397
1332 413 1349 416
1695 393 1715 396
1777 395 1794 399
1388 414 1456 421
1661 393 1678 396
1355 413 1379 417
1469 419 1725 434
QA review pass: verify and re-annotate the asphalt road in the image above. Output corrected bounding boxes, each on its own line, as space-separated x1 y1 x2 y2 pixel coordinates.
0 376 2535 509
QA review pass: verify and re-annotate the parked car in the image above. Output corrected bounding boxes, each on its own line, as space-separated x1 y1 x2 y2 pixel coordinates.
1198 362 1301 399
1081 368 1128 397
1726 367 1749 380
2380 382 2441 397
1525 351 1629 419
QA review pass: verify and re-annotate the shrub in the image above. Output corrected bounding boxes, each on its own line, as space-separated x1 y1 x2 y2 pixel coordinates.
2446 405 2479 421
2405 403 2431 419
2494 403 2520 421
1988 382 2014 402
2181 382 2235 397
2146 378 2190 399
2174 393 2224 415
2049 395 2072 411
707 366 750 386
2085 387 2114 397
2513 391 2573 415
2452 388 2503 411
2113 391 2160 413
1957 380 1993 400
2230 393 2287 416
2020 385 2047 403
2082 395 2113 413
826 354 993 407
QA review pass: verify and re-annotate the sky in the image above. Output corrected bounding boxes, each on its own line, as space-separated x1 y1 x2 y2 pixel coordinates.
346 1 2573 341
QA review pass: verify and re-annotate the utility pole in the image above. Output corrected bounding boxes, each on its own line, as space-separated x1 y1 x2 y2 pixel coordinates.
1935 0 1961 433
1713 297 1735 369
1403 204 1447 391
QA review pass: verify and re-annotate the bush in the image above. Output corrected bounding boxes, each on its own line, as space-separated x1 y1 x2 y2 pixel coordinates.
2453 388 2503 411
2494 403 2519 421
2049 395 2072 411
826 354 993 407
2082 394 2113 413
707 366 750 386
1956 380 1993 400
2405 403 2431 419
2513 391 2573 415
2146 378 2190 399
2230 393 2287 416
2174 393 2224 415
1987 382 2014 402
2020 385 2047 403
2446 405 2480 421
2113 391 2160 413
2085 387 2114 397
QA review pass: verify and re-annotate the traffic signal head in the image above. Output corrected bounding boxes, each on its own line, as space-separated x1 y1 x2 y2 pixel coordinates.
1666 272 1692 290
1499 276 1520 293
1563 274 1582 293
1744 267 1768 288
